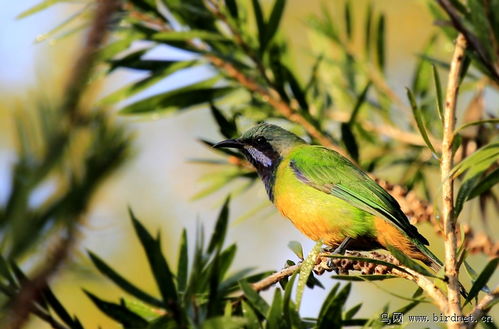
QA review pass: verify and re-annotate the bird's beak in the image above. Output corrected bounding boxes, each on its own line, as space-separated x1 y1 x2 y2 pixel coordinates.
213 139 244 149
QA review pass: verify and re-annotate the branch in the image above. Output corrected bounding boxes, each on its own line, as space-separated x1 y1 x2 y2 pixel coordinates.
329 111 442 150
467 286 499 329
324 251 449 313
230 250 449 313
441 33 467 328
206 55 344 154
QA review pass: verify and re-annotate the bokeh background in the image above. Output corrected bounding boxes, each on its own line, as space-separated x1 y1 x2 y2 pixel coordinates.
1 1 496 328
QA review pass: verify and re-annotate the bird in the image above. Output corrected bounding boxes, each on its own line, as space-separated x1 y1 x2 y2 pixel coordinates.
214 122 442 272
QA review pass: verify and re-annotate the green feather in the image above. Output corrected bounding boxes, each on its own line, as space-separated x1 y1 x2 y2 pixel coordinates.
288 145 442 268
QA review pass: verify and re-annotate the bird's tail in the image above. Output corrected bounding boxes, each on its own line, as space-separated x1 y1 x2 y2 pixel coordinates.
417 243 469 299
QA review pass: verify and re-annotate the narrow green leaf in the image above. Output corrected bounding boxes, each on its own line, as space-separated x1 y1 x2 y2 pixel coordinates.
341 123 359 162
411 34 437 96
120 79 234 115
464 261 479 282
452 133 462 156
331 274 398 281
343 319 368 326
468 168 499 200
219 267 254 293
264 0 286 51
307 6 339 42
387 246 435 277
251 0 266 51
124 299 163 321
376 14 386 71
306 272 324 289
349 82 371 125
152 30 227 42
201 317 247 329
364 2 373 56
296 240 322 309
283 65 308 111
208 250 222 316
419 54 480 80
85 291 148 328
129 209 178 309
412 287 424 298
43 287 82 329
225 0 239 19
33 4 90 43
9 261 28 284
458 54 471 84
267 289 283 329
88 251 163 307
455 119 499 134
217 244 238 282
177 229 188 293
394 300 420 315
101 60 199 106
239 280 269 317
96 32 145 60
288 241 304 260
455 175 480 218
241 301 259 329
451 142 499 178
344 1 353 40
210 103 238 139
108 47 153 72
465 258 498 305
207 196 230 253
17 0 66 19
406 88 439 157
146 316 177 329
0 257 15 286
282 273 297 327
344 303 362 320
317 283 351 329
432 64 444 122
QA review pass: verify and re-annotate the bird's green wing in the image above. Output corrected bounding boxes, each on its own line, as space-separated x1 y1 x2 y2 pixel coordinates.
289 146 429 246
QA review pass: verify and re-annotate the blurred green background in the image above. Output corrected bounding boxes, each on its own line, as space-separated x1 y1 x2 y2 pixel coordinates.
0 0 496 328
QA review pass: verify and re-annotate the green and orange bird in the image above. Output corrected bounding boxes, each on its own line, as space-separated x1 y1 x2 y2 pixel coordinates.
214 123 442 271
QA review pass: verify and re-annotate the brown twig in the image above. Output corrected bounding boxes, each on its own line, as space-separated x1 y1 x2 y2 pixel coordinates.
467 286 499 329
231 250 449 313
441 33 467 328
326 251 449 312
5 229 76 329
329 111 442 150
206 55 345 155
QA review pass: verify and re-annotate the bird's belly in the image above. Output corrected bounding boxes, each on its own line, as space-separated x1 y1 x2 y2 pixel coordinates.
273 165 375 246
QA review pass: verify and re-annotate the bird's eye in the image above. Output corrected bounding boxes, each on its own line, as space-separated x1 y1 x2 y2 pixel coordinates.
255 136 265 144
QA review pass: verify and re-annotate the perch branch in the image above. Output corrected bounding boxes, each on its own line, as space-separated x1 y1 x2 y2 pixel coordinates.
441 33 467 328
467 286 499 329
230 250 448 313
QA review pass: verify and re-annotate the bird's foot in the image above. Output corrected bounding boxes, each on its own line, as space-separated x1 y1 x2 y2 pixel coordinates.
332 237 351 255
320 237 352 274
313 255 334 275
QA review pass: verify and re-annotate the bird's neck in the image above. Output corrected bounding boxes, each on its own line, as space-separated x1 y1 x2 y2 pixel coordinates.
258 162 279 202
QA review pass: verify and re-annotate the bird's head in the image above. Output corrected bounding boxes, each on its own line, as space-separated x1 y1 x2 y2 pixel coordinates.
213 123 306 170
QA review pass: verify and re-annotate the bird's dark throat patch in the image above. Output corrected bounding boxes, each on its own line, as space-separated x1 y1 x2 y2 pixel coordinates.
240 138 281 201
